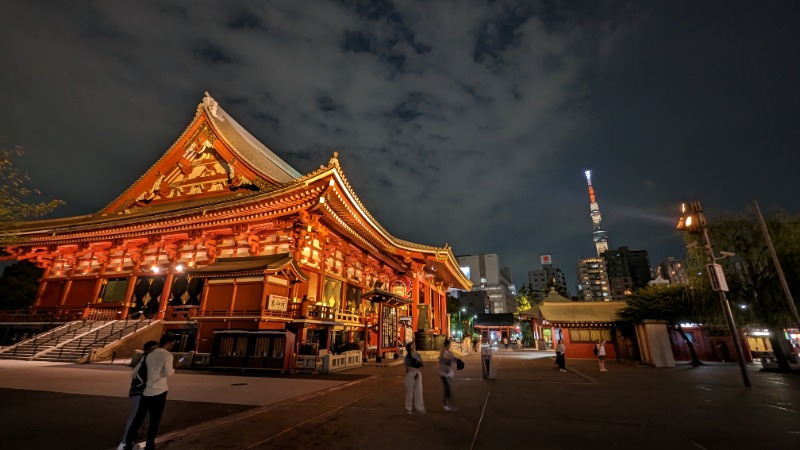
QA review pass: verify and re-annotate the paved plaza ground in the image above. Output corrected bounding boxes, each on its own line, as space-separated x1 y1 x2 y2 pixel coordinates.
1 349 798 450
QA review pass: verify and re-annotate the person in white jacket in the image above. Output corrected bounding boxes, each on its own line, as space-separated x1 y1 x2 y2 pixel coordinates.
124 335 177 450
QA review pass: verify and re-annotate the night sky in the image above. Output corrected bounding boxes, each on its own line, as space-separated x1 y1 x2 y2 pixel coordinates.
1 1 798 293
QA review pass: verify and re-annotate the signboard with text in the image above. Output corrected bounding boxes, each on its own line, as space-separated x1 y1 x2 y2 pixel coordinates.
268 294 289 311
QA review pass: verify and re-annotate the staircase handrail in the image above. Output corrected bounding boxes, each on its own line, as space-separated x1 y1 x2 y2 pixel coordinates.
77 318 154 361
31 320 114 359
1 320 75 355
12 320 99 356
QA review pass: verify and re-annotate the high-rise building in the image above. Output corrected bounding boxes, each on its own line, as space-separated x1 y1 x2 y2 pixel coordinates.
528 254 568 302
576 257 611 301
584 170 609 257
656 257 689 286
457 253 517 313
602 246 652 300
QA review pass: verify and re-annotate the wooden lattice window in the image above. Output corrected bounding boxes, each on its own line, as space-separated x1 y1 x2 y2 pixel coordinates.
567 328 613 343
253 338 269 357
272 337 285 358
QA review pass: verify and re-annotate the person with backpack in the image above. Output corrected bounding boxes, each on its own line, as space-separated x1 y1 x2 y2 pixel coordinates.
404 341 426 415
124 335 178 450
119 340 159 450
595 339 608 372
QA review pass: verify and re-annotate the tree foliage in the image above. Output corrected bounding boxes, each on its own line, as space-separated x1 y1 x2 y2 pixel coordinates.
685 209 800 371
619 284 708 366
515 287 532 315
0 260 43 310
1 147 64 243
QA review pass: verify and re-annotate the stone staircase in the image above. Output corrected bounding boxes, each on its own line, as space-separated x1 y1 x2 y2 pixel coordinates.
0 319 155 363
0 320 110 360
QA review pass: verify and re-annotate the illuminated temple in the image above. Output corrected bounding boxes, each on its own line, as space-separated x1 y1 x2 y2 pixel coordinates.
1 93 470 370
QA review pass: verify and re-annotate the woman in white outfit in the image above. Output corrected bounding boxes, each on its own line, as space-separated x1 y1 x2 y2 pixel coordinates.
596 339 608 372
404 341 426 414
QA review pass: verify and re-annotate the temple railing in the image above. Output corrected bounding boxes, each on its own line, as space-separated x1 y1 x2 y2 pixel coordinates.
163 303 365 323
0 307 85 323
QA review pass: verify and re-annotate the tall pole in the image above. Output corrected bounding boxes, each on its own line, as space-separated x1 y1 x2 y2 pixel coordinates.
752 200 800 330
699 226 752 388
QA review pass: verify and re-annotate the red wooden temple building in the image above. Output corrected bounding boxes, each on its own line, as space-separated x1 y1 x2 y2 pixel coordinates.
0 93 471 370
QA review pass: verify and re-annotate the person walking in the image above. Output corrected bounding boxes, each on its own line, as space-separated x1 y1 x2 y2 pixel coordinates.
439 339 459 412
404 341 425 415
119 340 159 450
503 337 509 349
124 335 178 450
555 339 566 372
595 339 608 372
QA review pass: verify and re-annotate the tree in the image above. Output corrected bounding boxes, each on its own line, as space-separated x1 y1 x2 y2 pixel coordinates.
515 289 532 315
446 292 462 336
699 210 800 372
619 284 710 366
0 260 43 310
545 277 570 298
0 147 64 244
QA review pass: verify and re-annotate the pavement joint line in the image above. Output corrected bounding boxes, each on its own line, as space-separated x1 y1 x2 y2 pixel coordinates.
760 402 798 414
687 438 709 450
470 390 491 450
569 367 599 383
243 378 400 449
118 374 379 450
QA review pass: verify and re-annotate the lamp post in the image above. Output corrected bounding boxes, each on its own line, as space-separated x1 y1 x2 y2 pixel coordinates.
460 308 465 335
678 201 752 388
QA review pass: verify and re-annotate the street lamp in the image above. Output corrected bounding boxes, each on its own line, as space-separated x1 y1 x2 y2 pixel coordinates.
459 308 465 334
678 201 752 388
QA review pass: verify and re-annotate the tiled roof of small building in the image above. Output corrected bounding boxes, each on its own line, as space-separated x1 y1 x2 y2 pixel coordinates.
538 301 627 324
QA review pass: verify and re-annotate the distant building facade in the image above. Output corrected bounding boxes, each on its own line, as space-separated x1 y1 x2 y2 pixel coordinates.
457 253 516 314
602 246 652 300
528 254 568 302
656 257 688 286
576 257 611 301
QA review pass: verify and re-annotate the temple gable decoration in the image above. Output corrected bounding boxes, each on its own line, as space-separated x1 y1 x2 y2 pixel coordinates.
101 92 301 216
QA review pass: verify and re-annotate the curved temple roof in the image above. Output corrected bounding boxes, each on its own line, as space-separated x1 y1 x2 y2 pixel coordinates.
201 93 301 183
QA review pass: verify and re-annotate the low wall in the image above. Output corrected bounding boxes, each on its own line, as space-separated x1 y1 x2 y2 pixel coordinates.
321 351 363 373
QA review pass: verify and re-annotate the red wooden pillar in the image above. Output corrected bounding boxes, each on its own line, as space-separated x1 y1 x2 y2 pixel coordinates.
156 270 174 320
120 272 139 320
33 279 47 308
411 275 419 331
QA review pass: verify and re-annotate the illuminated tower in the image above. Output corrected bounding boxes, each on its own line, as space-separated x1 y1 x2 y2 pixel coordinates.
584 170 609 256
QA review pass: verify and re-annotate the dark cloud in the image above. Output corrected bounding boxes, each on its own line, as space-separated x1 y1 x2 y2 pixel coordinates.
0 0 798 291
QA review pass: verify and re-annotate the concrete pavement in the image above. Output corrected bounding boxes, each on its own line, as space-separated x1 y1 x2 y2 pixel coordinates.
1 349 799 449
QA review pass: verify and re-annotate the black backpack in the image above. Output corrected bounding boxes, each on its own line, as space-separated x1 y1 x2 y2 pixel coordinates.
129 354 148 396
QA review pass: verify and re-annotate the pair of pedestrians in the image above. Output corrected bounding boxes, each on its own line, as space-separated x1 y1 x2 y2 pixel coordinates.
404 339 461 414
120 335 178 450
